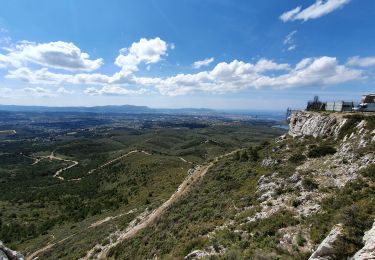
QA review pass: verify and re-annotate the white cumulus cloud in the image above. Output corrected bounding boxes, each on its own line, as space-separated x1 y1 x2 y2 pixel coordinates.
6 67 111 85
347 56 375 67
0 41 103 71
150 57 362 96
280 7 302 22
84 85 146 96
280 0 350 22
5 57 362 97
115 37 169 75
0 37 367 98
23 86 56 97
57 87 74 94
193 58 214 69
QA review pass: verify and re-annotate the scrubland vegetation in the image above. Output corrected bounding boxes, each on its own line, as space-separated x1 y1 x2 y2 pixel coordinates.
2 111 374 259
0 111 284 258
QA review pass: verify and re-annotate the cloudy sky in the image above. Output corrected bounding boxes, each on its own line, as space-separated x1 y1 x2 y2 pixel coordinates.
0 0 374 110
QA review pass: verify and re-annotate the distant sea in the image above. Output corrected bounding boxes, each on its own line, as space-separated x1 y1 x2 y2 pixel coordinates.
219 109 287 121
271 124 289 130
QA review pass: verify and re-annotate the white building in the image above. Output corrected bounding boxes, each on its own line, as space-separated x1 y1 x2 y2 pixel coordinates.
325 101 354 112
356 94 375 112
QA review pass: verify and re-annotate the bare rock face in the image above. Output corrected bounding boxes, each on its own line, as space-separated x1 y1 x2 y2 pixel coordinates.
184 250 209 260
0 241 24 260
289 112 346 138
261 157 280 168
184 245 225 259
352 221 375 260
309 224 344 260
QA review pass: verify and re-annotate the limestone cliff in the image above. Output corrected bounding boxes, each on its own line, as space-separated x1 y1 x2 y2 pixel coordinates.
286 112 375 259
288 111 347 138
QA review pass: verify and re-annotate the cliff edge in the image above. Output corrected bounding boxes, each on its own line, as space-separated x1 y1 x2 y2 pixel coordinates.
288 111 347 138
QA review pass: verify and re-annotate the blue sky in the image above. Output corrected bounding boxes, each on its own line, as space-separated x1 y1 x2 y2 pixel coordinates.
0 0 374 110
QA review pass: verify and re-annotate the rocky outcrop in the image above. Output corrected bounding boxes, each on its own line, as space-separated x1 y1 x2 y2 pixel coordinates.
184 245 225 260
352 221 375 260
309 224 344 260
261 157 280 168
289 112 346 138
184 250 210 259
0 241 24 260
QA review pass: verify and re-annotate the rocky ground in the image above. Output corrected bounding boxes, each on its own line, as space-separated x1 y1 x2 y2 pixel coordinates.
183 112 375 259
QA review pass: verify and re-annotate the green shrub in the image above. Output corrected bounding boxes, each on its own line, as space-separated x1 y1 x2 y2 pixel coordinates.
302 178 319 191
296 232 306 246
292 198 302 208
359 164 375 181
248 147 259 162
223 249 241 260
259 141 270 148
365 116 375 130
335 205 374 258
240 151 249 161
308 145 336 158
288 153 306 163
183 237 208 256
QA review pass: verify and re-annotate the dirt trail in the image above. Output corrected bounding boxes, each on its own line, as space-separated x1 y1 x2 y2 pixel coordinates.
25 151 79 180
26 150 149 258
27 149 240 260
49 152 79 180
22 154 41 165
179 157 192 164
29 149 149 182
26 209 137 260
89 209 137 228
87 150 150 175
26 235 74 260
83 149 240 259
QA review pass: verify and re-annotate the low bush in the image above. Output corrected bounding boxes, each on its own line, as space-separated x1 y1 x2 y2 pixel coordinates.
302 178 319 191
308 145 336 158
288 153 306 163
359 164 375 181
248 147 259 162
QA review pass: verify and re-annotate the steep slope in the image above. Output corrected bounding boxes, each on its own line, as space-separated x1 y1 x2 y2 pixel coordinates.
106 112 375 259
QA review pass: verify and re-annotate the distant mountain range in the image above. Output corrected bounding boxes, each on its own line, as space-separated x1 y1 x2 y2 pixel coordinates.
0 104 287 121
0 104 216 115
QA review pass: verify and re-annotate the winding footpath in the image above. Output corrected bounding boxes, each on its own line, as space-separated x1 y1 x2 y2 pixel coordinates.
26 235 75 260
26 150 150 259
83 149 241 259
26 149 150 182
87 150 150 176
27 149 240 260
49 152 79 181
24 151 79 180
